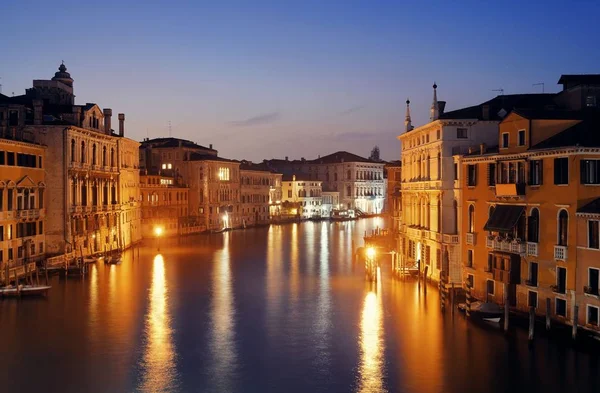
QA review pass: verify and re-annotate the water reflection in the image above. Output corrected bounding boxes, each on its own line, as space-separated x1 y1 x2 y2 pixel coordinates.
358 267 386 393
314 222 332 374
208 233 237 391
266 226 283 337
88 264 98 326
139 254 177 393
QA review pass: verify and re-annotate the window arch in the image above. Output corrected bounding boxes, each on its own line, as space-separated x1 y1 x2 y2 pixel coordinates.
81 141 86 163
528 208 540 243
558 209 568 246
468 204 475 233
488 205 495 218
71 139 76 162
102 146 107 166
110 148 115 167
92 144 97 165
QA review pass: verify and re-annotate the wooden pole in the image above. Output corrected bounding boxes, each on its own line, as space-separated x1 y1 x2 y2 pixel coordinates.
451 282 455 314
45 259 49 285
466 284 472 317
545 298 551 331
504 283 509 332
423 265 428 294
528 306 535 341
572 304 578 341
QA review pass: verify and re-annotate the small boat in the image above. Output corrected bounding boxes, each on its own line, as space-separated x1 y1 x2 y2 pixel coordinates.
106 256 122 265
83 255 104 264
0 285 51 297
459 301 503 323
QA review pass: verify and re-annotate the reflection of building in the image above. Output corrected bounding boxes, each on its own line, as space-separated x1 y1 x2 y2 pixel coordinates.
398 85 555 283
460 74 600 330
264 151 386 214
0 138 46 272
0 63 141 256
140 170 190 238
385 161 401 232
282 175 322 219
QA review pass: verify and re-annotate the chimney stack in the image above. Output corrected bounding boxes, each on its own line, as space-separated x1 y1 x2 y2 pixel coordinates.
209 144 213 149
33 100 43 125
468 146 474 154
480 143 486 155
285 156 289 161
118 113 125 136
103 108 112 134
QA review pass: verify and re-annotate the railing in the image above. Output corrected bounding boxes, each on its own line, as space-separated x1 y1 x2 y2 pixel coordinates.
466 232 475 245
442 234 459 244
510 242 525 254
554 245 567 261
16 209 41 219
501 241 511 252
551 284 565 294
486 237 494 249
527 242 538 257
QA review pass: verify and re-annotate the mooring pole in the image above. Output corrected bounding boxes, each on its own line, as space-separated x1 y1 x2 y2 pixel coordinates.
528 306 535 342
545 298 551 331
466 284 472 317
504 283 509 332
572 304 579 341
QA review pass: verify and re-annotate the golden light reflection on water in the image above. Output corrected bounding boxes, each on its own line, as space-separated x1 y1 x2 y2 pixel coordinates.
358 267 386 393
139 254 177 393
314 222 332 370
209 233 237 390
89 264 98 326
290 223 299 299
266 226 283 336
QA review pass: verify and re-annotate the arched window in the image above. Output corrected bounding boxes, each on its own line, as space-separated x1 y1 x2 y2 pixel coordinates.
110 148 115 167
92 144 97 165
426 155 431 179
71 139 76 162
468 204 475 233
528 208 540 243
102 146 107 166
558 209 568 246
81 141 86 163
489 205 495 218
437 152 442 180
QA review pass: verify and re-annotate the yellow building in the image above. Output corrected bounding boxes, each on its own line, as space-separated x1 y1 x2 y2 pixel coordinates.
576 199 600 331
239 162 282 227
0 138 46 274
140 171 189 238
282 174 322 219
385 161 402 232
461 109 600 328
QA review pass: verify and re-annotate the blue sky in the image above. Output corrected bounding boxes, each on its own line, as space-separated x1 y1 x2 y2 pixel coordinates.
2 0 599 161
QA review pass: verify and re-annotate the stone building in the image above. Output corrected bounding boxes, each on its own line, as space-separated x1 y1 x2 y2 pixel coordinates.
282 175 323 219
239 162 277 227
264 151 385 214
0 137 46 273
398 84 555 284
0 63 141 256
140 170 189 238
385 161 402 232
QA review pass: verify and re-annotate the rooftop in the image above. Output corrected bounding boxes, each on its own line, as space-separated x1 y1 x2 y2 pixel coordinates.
311 151 380 164
578 197 600 215
530 117 600 150
141 137 216 152
558 74 600 87
438 94 556 121
188 152 238 163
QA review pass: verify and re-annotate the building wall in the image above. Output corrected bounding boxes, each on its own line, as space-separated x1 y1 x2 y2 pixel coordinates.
118 138 141 248
240 169 272 226
0 139 46 270
140 174 189 238
576 215 600 332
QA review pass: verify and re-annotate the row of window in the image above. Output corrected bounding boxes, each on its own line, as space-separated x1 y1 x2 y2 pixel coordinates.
0 151 42 168
466 158 600 187
70 139 116 167
0 188 44 211
0 242 44 261
0 221 44 241
500 130 527 149
403 129 445 150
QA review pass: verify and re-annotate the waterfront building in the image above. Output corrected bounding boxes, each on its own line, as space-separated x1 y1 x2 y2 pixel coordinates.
398 85 555 283
0 63 141 256
139 137 217 173
576 199 600 332
460 74 600 327
0 137 46 274
385 160 402 232
282 175 323 219
140 170 189 238
239 162 278 227
321 191 340 218
265 151 385 214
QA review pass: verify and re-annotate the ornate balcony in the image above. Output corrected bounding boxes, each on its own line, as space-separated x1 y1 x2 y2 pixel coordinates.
554 245 567 261
16 209 41 219
510 241 525 254
442 234 459 244
526 242 538 257
486 237 494 249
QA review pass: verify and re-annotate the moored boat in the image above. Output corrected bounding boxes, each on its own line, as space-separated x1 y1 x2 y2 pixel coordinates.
0 285 51 297
459 301 503 323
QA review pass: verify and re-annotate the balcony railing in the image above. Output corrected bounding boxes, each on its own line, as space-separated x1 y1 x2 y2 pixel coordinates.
443 234 459 244
554 245 567 261
526 242 538 257
486 237 494 249
510 242 525 254
16 209 41 219
466 232 475 245
487 238 526 254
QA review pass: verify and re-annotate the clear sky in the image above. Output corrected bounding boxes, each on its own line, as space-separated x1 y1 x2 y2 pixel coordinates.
2 0 599 161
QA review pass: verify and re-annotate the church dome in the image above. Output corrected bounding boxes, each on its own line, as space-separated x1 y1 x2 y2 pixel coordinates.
52 62 74 87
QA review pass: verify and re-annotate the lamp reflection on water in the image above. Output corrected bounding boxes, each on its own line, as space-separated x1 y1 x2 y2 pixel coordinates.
139 254 177 392
357 266 386 393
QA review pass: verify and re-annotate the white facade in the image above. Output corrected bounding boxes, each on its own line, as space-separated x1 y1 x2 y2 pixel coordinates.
282 176 322 219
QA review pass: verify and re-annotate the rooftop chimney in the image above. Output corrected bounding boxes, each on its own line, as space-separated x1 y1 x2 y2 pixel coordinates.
482 105 490 120
468 146 474 154
118 113 125 136
480 143 486 155
285 156 289 161
209 144 213 149
103 108 112 134
438 101 446 116
33 100 43 125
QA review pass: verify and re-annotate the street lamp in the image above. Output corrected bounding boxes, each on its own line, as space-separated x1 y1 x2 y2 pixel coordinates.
366 246 376 260
154 226 163 251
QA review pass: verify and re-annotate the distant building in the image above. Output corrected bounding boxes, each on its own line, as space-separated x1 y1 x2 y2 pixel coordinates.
282 175 322 219
239 162 279 227
321 191 340 218
140 170 190 238
0 63 141 256
385 161 401 232
264 151 385 214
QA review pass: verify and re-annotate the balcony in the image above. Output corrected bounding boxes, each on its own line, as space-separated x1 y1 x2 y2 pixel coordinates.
526 242 538 257
466 232 475 245
554 245 567 261
495 183 526 197
551 284 566 294
486 237 494 249
584 285 599 296
442 234 459 244
16 209 41 219
487 238 525 255
510 241 525 254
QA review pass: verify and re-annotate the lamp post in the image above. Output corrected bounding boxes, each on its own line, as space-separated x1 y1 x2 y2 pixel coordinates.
154 226 163 252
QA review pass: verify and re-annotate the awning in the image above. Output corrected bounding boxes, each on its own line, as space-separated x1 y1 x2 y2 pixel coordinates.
484 205 525 232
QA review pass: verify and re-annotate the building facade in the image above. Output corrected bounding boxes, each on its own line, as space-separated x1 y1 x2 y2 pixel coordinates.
0 139 46 275
321 191 340 218
140 171 189 238
576 199 600 332
240 164 275 227
282 175 323 219
385 161 402 232
0 63 142 256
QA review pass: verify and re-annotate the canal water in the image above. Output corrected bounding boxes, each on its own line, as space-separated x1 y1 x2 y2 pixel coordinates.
0 218 598 393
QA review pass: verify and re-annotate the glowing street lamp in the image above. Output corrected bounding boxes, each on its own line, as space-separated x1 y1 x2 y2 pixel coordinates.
154 226 163 251
366 247 376 261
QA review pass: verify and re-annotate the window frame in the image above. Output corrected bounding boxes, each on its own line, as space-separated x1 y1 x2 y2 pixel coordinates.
457 128 468 139
554 157 569 185
517 129 526 146
588 220 600 249
555 297 567 317
528 290 538 308
501 133 509 149
486 279 495 295
587 305 599 326
467 249 473 268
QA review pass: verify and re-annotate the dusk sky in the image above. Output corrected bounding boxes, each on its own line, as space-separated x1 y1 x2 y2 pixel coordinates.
2 0 600 161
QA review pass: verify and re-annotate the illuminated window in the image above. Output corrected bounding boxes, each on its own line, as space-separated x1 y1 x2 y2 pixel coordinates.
162 164 166 169
167 163 172 169
219 167 230 181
